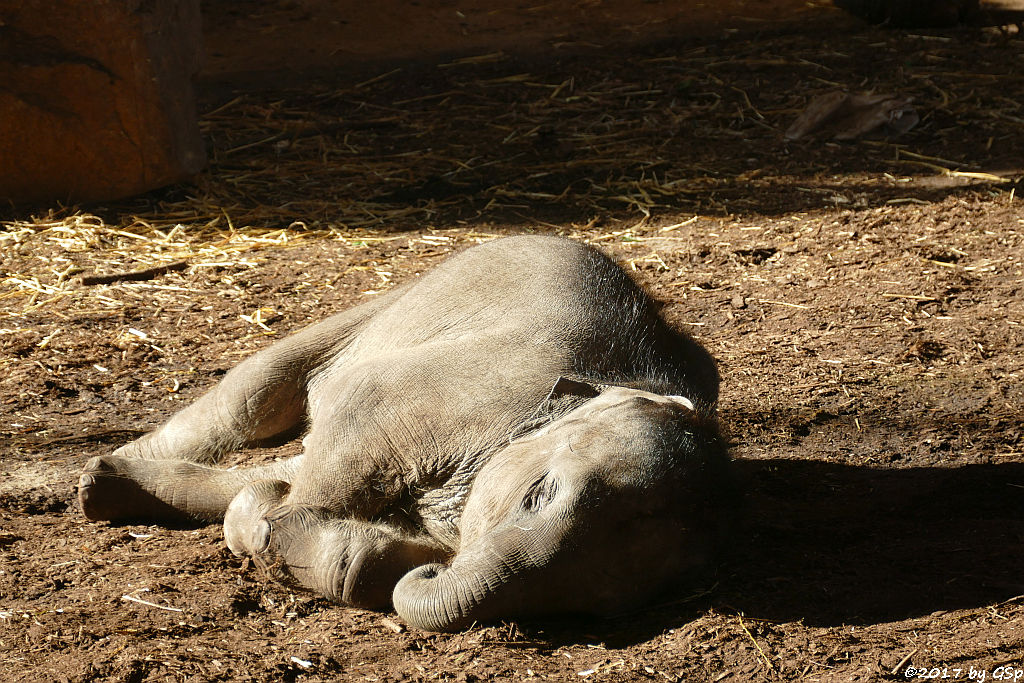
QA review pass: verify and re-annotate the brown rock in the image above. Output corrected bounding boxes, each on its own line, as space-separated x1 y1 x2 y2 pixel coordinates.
0 0 205 204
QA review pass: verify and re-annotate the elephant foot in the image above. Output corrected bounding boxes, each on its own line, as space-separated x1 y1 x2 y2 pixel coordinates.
78 455 195 523
223 479 290 557
225 489 339 595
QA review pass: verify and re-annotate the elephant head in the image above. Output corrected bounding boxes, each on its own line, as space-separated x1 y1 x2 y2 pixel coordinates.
393 382 732 631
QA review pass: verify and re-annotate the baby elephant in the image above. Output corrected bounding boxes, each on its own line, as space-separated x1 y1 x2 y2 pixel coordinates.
79 235 731 631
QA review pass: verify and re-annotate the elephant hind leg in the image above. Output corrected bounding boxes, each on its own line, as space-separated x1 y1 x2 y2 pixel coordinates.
78 454 303 523
224 481 447 609
116 290 400 465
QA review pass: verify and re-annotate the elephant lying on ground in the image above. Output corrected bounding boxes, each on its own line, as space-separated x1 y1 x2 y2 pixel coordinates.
78 235 731 631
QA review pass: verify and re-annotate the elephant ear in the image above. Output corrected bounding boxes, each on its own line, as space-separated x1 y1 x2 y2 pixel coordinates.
510 376 698 443
666 395 695 411
544 375 602 401
508 376 601 442
547 377 698 412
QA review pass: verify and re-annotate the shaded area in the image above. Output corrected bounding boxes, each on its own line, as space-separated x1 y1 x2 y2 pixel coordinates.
197 0 839 78
75 14 1021 231
515 458 1024 647
729 458 1024 624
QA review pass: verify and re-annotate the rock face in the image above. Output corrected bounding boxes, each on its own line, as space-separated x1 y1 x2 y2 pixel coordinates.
0 0 206 204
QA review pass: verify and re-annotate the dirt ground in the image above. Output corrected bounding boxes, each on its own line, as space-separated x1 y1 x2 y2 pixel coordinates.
2 1 1024 681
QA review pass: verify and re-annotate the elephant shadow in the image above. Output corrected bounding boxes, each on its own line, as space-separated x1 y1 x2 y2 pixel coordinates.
532 458 1024 646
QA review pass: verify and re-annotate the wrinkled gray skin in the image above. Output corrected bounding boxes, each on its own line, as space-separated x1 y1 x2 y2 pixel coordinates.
78 236 731 632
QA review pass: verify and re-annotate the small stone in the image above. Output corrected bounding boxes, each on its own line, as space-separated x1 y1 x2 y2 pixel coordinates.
730 295 747 309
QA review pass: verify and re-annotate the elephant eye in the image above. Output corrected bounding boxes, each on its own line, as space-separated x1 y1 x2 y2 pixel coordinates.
522 476 558 512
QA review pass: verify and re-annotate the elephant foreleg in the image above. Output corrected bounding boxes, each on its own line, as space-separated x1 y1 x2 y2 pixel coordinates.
224 480 447 609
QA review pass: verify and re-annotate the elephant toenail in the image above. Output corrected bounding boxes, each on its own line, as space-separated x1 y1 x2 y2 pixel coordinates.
254 519 272 554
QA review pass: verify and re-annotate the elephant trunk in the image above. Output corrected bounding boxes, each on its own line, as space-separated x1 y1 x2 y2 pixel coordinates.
392 563 476 631
392 530 551 632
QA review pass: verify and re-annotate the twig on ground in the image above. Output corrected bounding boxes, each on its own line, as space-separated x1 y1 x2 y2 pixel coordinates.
121 593 184 612
739 615 776 675
891 647 920 675
81 261 189 286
